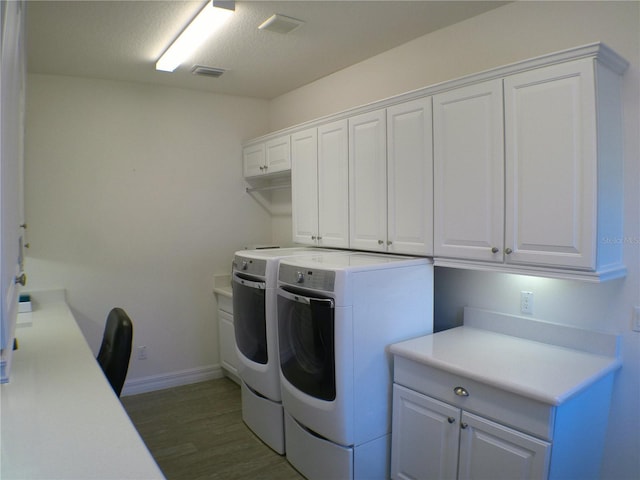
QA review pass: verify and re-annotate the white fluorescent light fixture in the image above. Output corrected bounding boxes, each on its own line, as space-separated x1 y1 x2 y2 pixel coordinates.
156 1 235 72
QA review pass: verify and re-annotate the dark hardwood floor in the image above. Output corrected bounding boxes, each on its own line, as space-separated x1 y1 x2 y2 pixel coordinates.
121 377 304 480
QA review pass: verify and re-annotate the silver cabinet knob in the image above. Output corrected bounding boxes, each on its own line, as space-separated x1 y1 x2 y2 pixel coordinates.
454 386 469 397
460 422 469 429
491 247 499 254
15 272 27 286
317 236 322 240
378 240 384 245
387 240 393 246
311 235 316 240
447 416 456 424
505 248 513 255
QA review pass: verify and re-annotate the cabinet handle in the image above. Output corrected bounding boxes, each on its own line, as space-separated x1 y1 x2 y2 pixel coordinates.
15 272 27 286
491 247 499 254
387 240 393 246
454 386 469 397
460 422 469 429
317 236 322 240
311 236 316 240
378 240 384 245
505 248 513 255
447 416 456 424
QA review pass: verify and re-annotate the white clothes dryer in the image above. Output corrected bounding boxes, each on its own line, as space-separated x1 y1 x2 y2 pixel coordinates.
231 247 344 454
276 252 434 479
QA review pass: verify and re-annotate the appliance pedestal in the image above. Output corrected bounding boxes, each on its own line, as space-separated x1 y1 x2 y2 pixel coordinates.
241 381 284 454
284 411 389 479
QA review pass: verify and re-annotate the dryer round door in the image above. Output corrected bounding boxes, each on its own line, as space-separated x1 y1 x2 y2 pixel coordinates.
232 274 267 364
277 288 336 401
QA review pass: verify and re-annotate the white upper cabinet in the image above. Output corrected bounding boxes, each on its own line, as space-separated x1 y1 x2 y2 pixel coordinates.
433 80 504 262
387 97 434 256
242 143 266 178
247 43 627 281
291 121 349 248
264 136 291 174
434 52 626 280
291 128 319 245
317 120 349 248
503 58 612 271
348 99 434 255
349 109 388 252
243 135 291 178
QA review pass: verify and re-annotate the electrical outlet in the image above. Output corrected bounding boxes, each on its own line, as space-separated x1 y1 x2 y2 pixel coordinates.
520 291 534 315
633 307 640 332
137 345 148 360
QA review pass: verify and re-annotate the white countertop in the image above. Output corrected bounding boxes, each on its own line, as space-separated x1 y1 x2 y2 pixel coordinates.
0 292 164 480
213 274 232 298
389 308 622 406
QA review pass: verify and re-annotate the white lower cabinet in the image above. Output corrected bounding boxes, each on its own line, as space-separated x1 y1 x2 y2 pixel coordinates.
215 293 239 383
458 411 550 480
391 384 550 480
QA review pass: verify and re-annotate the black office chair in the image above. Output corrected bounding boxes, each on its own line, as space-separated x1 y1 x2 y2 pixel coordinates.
97 307 133 397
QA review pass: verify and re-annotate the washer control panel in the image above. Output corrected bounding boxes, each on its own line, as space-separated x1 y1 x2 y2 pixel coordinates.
279 264 335 292
232 255 267 277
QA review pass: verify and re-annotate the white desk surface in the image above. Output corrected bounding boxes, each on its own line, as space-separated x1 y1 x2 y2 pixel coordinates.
1 292 164 479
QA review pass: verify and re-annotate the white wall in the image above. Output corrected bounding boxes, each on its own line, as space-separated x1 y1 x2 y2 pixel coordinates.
270 1 638 130
268 2 639 478
25 75 271 384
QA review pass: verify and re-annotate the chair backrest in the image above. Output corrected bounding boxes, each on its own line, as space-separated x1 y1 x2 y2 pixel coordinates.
97 307 133 397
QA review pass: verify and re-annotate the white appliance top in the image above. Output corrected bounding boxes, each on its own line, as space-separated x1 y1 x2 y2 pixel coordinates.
234 246 332 260
389 307 621 405
278 251 431 271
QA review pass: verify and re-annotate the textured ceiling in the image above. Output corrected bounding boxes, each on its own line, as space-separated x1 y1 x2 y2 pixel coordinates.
26 1 508 99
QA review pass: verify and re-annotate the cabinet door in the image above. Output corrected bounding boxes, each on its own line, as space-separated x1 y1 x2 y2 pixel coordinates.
243 143 266 177
391 385 460 480
318 120 349 248
387 97 434 255
1 0 26 381
265 136 291 174
504 59 596 269
433 79 504 262
218 310 239 376
458 411 550 480
291 128 319 245
349 109 387 251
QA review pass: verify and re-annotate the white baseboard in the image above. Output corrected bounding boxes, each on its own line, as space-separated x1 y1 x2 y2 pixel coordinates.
121 364 225 397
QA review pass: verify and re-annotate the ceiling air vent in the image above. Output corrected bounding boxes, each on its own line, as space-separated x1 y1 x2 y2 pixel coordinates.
191 65 226 78
258 14 304 34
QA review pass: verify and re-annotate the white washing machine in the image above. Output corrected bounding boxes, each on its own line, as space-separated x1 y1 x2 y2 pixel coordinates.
276 252 434 479
231 247 344 454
